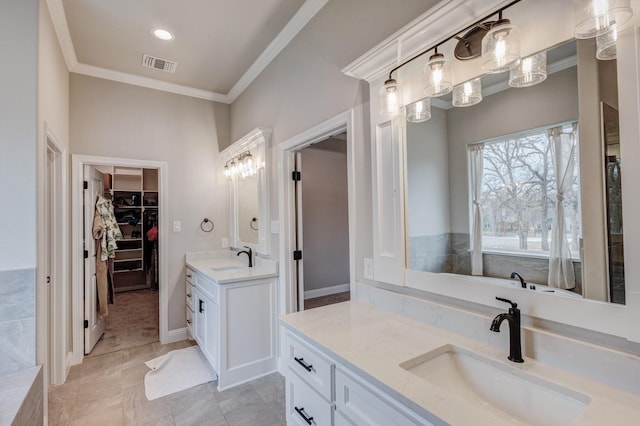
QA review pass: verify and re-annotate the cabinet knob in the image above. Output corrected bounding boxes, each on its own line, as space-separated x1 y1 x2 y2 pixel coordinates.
187 274 192 278
294 407 314 425
186 293 191 298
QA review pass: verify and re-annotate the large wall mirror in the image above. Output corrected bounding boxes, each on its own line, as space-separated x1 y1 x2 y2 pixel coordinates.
222 128 271 255
406 38 625 304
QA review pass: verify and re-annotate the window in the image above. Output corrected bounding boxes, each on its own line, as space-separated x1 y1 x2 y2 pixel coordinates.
474 123 581 257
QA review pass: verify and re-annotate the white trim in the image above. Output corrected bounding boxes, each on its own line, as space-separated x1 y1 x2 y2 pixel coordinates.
278 110 356 316
72 63 230 103
165 327 188 344
71 155 169 365
226 0 330 102
46 0 328 103
304 283 350 300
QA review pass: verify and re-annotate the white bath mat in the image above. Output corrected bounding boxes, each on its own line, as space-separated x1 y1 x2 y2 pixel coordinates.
144 346 217 400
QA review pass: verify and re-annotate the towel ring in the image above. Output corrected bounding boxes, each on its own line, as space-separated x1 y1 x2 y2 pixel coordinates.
250 217 258 231
200 218 214 232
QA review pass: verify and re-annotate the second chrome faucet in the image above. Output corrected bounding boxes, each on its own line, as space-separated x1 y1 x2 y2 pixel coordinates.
490 297 524 363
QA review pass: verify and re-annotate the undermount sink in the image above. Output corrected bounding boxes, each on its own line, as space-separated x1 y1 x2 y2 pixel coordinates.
399 344 590 425
210 265 246 272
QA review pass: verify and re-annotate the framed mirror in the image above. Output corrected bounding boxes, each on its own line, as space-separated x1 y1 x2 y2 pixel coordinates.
222 128 271 255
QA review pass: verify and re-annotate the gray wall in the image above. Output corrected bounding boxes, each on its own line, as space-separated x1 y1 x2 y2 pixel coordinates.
70 74 231 330
0 0 38 378
301 139 349 293
230 0 437 276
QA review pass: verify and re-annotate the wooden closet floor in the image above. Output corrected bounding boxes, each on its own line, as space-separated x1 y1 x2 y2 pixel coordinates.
87 289 159 358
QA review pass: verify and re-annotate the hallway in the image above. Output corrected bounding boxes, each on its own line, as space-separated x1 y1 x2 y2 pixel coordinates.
48 340 285 425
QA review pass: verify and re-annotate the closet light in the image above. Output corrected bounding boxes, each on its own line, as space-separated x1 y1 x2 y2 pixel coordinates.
509 52 547 88
452 78 482 107
597 26 618 59
574 0 633 39
481 17 521 73
424 51 453 97
406 98 431 123
379 78 401 115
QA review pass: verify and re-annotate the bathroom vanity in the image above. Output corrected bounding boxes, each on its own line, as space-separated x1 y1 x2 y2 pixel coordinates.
185 251 278 390
281 301 640 425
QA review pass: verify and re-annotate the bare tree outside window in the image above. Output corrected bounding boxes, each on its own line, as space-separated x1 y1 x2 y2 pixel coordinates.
478 125 580 255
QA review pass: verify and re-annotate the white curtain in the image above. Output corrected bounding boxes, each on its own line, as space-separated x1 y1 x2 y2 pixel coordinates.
470 144 484 276
548 123 577 289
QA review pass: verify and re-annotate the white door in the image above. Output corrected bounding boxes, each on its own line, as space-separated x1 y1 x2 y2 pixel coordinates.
84 165 105 354
294 153 305 311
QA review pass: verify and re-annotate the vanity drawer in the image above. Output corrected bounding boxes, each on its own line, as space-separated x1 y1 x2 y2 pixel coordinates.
284 332 334 401
186 307 193 338
287 374 334 426
185 281 194 310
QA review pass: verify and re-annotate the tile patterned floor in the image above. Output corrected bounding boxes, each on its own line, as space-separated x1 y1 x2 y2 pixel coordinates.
88 289 159 358
48 340 286 426
304 291 350 310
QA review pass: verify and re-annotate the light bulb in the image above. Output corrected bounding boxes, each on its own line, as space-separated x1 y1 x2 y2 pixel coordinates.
379 79 401 115
482 19 521 73
406 98 431 123
424 53 452 97
509 52 547 88
452 78 482 107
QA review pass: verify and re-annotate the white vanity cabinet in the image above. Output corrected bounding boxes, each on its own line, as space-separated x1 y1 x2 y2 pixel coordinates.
185 254 278 391
282 328 433 426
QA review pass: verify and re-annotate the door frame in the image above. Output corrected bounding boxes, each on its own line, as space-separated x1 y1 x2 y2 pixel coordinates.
277 109 356 315
71 155 169 365
37 123 68 386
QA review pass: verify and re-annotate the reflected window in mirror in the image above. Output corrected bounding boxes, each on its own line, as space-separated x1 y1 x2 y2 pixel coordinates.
405 39 625 304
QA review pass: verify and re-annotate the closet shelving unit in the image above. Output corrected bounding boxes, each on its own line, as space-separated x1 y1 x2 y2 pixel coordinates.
103 167 158 292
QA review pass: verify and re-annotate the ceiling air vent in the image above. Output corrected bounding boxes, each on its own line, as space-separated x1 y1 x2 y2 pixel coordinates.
142 54 177 73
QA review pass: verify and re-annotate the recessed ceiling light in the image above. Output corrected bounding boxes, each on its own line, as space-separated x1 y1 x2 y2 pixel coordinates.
152 28 174 41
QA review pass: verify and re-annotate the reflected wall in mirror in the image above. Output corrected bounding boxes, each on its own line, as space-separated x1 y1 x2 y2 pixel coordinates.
406 39 624 304
236 174 259 244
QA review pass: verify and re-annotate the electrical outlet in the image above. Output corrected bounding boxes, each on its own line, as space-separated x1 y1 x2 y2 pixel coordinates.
173 221 181 232
221 238 229 248
364 258 374 280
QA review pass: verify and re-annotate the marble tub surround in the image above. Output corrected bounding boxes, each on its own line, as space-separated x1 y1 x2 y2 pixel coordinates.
186 250 277 284
281 301 640 425
0 268 35 377
0 366 43 425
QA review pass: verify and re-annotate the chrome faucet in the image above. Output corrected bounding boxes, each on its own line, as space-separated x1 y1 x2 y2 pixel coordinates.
510 272 527 288
490 297 524 363
236 246 253 267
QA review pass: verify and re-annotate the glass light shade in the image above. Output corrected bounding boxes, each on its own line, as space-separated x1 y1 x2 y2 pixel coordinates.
406 98 432 123
424 53 453 97
223 164 230 177
597 26 618 59
481 19 521 73
574 0 632 39
379 78 401 115
452 78 483 107
244 153 255 175
509 52 547 88
229 159 237 176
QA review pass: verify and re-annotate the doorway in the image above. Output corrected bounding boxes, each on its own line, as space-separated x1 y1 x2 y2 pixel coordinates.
278 110 356 315
71 155 168 365
295 135 351 310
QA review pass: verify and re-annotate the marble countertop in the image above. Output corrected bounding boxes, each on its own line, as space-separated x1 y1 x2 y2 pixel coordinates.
280 301 640 425
186 250 277 284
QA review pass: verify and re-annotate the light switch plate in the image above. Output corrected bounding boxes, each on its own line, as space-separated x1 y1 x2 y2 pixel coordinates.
173 221 181 232
364 258 374 280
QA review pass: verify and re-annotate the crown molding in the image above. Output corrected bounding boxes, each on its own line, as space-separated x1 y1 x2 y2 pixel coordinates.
46 0 327 104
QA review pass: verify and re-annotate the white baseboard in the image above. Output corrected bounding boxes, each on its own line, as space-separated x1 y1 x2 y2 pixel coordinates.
165 327 188 344
304 283 350 300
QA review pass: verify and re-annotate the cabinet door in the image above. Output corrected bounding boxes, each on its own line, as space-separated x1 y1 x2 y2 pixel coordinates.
370 80 406 286
194 288 206 348
203 294 219 370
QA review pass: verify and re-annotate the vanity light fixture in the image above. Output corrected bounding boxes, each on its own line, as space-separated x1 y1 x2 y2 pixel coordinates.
378 0 522 119
424 48 453 97
596 25 618 60
574 0 633 39
452 78 483 107
509 52 547 87
481 12 521 73
224 151 257 179
151 28 175 41
406 97 431 123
